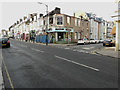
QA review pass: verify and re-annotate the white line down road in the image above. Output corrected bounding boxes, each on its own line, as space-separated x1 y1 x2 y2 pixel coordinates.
55 55 100 72
31 48 44 53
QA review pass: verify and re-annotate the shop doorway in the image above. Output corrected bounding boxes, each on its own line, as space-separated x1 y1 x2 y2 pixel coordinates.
58 32 64 41
23 33 25 40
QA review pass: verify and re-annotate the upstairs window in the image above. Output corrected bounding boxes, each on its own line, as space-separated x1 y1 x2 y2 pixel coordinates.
43 20 45 25
82 21 84 26
67 16 70 25
40 20 43 25
75 32 77 39
75 18 77 26
57 16 63 25
49 18 53 24
78 20 81 27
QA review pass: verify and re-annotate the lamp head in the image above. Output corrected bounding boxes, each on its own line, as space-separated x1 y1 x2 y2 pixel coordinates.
38 2 42 4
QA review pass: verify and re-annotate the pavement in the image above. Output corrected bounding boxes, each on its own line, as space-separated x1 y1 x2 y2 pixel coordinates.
93 47 120 59
1 39 118 88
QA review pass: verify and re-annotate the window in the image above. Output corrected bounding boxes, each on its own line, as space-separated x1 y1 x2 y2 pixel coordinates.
41 20 43 25
78 20 81 27
49 18 53 24
75 18 77 26
57 16 63 25
75 32 77 39
43 20 45 25
67 17 70 25
82 21 84 26
78 33 80 39
87 22 88 26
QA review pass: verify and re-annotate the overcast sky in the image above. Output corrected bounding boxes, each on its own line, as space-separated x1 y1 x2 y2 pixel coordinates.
0 0 118 30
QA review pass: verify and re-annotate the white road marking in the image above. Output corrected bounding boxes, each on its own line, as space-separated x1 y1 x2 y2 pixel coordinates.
64 48 70 50
77 50 85 53
55 55 100 72
73 49 77 52
82 47 94 50
31 48 44 53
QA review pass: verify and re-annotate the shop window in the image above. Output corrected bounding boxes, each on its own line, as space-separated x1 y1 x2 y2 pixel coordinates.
57 16 63 25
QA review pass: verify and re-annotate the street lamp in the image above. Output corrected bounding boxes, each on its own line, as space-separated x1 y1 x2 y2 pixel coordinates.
37 2 49 45
111 1 120 51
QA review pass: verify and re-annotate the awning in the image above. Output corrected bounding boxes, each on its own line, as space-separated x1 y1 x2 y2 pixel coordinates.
110 26 116 35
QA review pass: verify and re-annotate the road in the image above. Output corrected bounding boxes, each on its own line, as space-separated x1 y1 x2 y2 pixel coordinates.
52 43 103 54
1 39 118 88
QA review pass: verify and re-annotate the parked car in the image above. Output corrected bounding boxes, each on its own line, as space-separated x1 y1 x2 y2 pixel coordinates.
99 39 104 43
3 35 9 40
103 39 113 47
111 38 116 46
95 40 100 43
0 38 10 48
77 39 89 45
90 39 96 44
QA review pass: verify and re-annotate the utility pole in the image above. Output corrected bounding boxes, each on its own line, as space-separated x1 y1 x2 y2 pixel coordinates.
38 2 49 45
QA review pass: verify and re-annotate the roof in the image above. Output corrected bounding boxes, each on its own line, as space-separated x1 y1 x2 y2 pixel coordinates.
74 11 89 20
86 13 92 19
94 17 102 23
110 26 116 35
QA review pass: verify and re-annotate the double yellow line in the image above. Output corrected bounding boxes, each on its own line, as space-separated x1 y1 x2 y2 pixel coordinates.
1 54 14 90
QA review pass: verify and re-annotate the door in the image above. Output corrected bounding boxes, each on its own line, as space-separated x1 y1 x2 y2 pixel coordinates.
58 32 64 41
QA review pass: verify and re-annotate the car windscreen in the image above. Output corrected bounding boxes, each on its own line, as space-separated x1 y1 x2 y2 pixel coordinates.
2 38 8 41
105 39 112 42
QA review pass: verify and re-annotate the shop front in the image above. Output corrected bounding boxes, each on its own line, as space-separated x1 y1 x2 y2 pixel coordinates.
17 32 21 39
47 28 73 44
30 30 36 42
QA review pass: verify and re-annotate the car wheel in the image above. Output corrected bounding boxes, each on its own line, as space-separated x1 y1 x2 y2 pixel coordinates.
103 44 105 46
7 44 10 48
111 44 113 47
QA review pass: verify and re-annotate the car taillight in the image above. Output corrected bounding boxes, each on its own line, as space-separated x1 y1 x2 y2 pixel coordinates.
7 41 10 43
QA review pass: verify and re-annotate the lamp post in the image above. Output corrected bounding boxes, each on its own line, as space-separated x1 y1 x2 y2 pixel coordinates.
38 2 49 45
111 1 120 51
